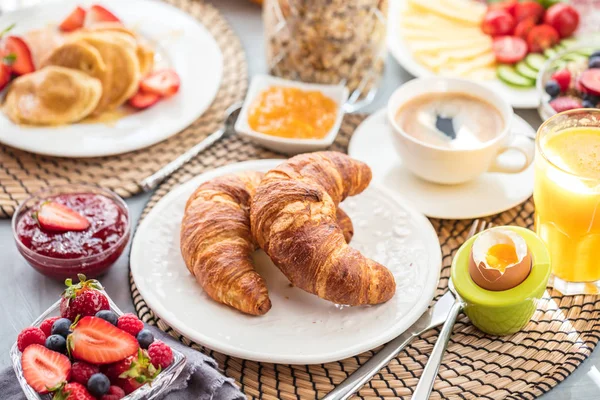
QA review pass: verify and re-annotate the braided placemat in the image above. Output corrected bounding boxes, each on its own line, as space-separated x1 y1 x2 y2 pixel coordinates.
0 0 247 218
129 114 600 400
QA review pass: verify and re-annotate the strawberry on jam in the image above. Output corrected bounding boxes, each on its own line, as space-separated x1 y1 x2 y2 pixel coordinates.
17 193 127 259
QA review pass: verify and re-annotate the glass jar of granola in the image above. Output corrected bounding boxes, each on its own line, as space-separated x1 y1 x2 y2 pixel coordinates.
263 0 388 112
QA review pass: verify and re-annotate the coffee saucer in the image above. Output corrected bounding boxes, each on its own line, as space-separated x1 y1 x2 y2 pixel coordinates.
348 109 536 220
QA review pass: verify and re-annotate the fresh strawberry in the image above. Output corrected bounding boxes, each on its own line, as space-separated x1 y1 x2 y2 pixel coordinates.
514 17 536 41
544 3 580 38
17 327 46 352
551 69 572 92
86 5 121 26
128 90 160 109
69 317 139 365
36 202 90 233
549 97 582 113
514 1 545 23
103 349 158 394
139 69 181 97
52 382 94 400
60 274 109 320
489 0 517 16
0 63 11 91
2 36 34 75
101 386 125 400
147 340 173 369
22 344 71 394
70 361 100 386
116 314 144 337
527 25 560 53
40 317 61 338
59 6 86 32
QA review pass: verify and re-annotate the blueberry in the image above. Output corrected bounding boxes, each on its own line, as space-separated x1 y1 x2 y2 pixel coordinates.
582 99 597 108
45 334 67 354
87 373 110 397
95 310 118 326
589 56 600 69
591 51 600 59
136 329 154 349
545 80 561 97
584 92 600 103
51 318 72 338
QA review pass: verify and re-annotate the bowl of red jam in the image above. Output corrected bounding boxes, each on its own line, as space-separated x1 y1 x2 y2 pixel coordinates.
12 184 130 280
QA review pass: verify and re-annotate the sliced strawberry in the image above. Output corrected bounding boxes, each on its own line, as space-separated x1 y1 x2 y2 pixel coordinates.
139 69 181 97
0 63 11 91
527 25 560 53
128 91 160 109
3 36 34 75
549 97 582 113
69 317 139 365
514 17 536 41
579 69 600 96
551 69 572 92
60 6 86 32
36 202 90 232
492 36 528 64
86 5 121 26
22 344 71 394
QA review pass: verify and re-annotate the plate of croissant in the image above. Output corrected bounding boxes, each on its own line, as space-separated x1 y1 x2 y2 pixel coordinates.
0 0 222 157
130 152 442 364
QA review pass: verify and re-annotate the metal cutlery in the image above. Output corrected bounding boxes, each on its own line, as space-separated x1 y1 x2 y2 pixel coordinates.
140 102 242 192
412 220 492 400
323 220 489 400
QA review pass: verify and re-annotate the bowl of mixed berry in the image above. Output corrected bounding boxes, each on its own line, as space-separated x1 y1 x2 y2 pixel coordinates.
11 275 186 400
538 44 600 120
12 184 131 280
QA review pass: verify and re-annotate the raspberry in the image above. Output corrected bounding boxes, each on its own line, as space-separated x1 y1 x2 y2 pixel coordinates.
551 69 572 92
148 341 173 369
71 361 100 385
101 386 125 400
39 317 60 338
117 314 144 337
17 327 46 352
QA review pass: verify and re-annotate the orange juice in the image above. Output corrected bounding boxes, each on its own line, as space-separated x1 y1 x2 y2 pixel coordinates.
534 123 600 285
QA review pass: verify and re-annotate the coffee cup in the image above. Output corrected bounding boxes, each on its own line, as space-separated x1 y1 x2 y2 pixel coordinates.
387 77 535 185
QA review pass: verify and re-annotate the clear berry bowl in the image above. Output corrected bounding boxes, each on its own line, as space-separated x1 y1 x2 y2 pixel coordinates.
10 293 186 400
537 43 600 121
12 184 131 280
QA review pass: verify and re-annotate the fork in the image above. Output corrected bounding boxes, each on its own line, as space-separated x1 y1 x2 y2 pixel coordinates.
323 219 490 400
411 220 493 400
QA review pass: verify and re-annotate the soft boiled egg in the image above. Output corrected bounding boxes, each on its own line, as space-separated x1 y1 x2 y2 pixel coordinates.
468 228 531 291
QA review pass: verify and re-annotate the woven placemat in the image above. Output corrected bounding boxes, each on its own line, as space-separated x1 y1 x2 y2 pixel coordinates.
129 114 600 400
0 0 247 219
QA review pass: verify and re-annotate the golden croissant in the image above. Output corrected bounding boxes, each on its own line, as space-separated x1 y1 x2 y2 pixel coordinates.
180 170 355 316
251 151 396 306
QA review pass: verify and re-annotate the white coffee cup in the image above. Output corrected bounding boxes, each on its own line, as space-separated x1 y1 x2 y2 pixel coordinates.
387 77 535 185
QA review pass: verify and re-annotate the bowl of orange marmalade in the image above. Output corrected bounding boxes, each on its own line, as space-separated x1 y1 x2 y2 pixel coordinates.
235 75 348 154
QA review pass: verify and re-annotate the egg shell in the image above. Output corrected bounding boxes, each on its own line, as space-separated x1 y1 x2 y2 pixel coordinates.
469 250 532 291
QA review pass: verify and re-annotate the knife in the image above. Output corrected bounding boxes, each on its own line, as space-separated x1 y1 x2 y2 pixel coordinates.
322 291 456 400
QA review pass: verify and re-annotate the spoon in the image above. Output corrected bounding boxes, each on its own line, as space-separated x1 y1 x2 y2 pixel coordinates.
140 102 242 191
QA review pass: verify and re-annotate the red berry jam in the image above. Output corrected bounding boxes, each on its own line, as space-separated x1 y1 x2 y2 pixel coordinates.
14 190 130 280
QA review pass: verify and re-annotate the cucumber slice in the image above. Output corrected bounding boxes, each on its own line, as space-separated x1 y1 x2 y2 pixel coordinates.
576 47 597 57
497 65 535 88
563 53 587 62
554 43 566 52
560 38 578 49
525 54 547 72
516 61 539 80
544 48 557 59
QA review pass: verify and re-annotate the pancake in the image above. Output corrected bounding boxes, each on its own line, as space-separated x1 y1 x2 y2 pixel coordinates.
42 40 107 83
84 22 137 38
4 66 102 125
76 31 140 112
136 40 155 77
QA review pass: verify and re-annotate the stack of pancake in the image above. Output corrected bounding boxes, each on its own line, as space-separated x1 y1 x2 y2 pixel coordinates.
4 23 154 125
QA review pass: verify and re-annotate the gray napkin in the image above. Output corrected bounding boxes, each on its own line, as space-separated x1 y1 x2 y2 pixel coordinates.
1 325 245 400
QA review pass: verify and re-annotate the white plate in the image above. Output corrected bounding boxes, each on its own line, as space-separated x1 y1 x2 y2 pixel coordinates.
348 109 536 220
0 0 223 157
130 159 442 364
387 0 539 109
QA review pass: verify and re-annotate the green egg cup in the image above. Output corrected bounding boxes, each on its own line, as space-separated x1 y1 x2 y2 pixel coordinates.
451 226 551 336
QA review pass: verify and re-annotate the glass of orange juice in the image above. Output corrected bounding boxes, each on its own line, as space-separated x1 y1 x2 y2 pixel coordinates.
534 109 600 295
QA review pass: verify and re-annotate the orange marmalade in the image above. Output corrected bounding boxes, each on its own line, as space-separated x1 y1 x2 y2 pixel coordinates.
247 86 337 139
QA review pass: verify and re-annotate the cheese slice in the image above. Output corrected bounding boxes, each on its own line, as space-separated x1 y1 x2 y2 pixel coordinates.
438 53 496 76
408 36 491 53
407 0 485 25
466 66 497 81
400 27 482 40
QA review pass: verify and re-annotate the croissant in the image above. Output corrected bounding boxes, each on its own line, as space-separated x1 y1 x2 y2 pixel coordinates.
180 170 356 316
250 151 396 306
